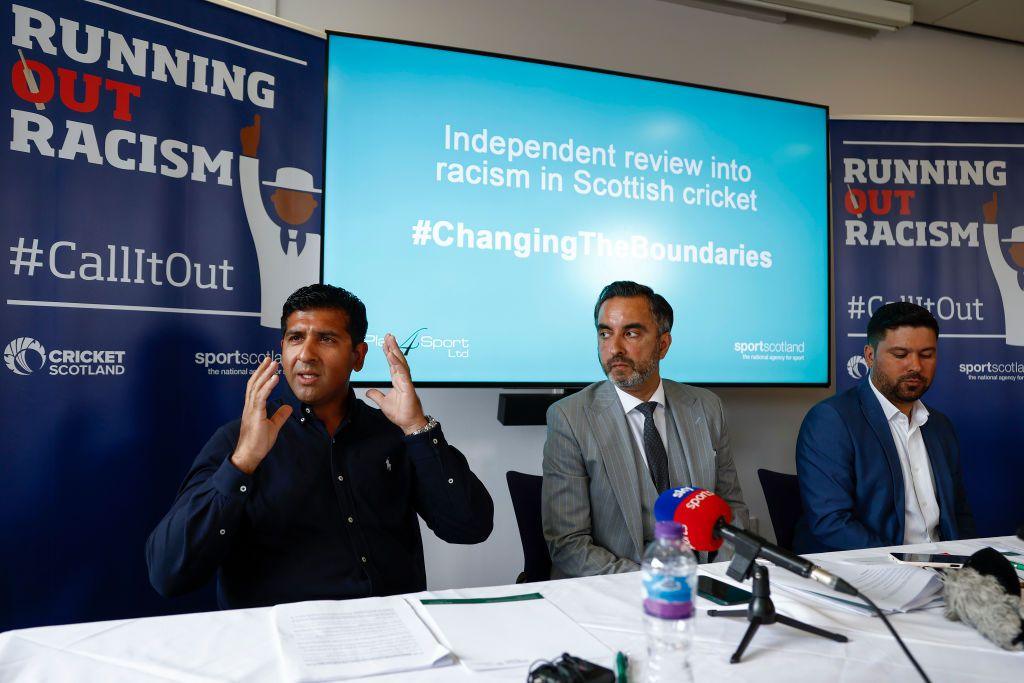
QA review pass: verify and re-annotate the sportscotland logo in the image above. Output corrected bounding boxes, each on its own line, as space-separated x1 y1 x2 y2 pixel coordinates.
4 337 46 375
846 354 869 379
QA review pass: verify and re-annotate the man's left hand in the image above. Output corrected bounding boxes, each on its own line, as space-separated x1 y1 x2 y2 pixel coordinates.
366 333 428 435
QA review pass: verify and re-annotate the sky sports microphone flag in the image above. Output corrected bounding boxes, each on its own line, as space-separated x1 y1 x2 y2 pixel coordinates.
0 0 324 631
654 486 733 552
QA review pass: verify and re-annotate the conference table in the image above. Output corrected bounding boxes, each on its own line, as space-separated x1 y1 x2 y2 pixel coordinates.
2 537 1022 681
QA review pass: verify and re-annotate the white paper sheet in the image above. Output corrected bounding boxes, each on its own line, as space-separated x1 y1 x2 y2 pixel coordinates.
769 559 942 615
273 598 452 682
415 593 612 672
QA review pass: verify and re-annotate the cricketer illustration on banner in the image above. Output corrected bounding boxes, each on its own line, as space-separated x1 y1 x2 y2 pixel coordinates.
982 192 1024 346
239 113 321 328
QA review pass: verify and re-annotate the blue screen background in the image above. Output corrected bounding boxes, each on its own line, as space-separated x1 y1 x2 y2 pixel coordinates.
323 36 828 385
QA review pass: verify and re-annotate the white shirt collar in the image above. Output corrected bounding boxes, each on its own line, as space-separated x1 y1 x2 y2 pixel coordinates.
868 374 929 428
614 380 666 415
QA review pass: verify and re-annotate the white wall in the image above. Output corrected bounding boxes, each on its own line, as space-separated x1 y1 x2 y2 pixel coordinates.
234 0 1024 590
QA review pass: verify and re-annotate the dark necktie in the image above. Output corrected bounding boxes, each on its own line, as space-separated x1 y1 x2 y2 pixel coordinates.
636 401 669 493
279 228 307 256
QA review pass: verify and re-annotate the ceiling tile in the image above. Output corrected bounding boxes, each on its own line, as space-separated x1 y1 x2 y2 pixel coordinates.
911 0 976 24
933 0 1024 42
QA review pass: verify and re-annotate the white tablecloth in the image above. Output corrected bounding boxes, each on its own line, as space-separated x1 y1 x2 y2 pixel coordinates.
2 537 1023 682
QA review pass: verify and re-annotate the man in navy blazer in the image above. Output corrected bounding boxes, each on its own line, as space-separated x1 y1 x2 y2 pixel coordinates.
794 302 975 553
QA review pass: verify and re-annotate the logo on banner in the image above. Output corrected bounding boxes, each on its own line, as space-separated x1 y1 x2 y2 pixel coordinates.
958 360 1024 382
4 337 46 375
846 354 868 380
982 193 1024 347
194 349 282 375
3 338 125 376
239 115 322 328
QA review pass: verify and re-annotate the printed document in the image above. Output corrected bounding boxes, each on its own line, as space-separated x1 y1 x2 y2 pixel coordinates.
273 598 452 681
770 559 943 615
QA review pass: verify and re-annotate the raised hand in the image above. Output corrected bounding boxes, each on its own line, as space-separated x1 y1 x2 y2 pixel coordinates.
983 191 998 223
365 334 428 435
230 357 293 474
240 113 261 157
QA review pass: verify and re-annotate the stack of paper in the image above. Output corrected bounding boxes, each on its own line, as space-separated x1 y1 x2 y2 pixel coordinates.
416 593 612 672
273 598 453 682
769 559 943 616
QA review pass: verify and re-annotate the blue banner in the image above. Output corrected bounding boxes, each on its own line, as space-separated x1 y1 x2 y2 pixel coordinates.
831 118 1024 538
1 0 323 629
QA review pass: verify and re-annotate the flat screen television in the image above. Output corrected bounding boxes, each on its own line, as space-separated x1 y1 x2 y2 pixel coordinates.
322 33 829 387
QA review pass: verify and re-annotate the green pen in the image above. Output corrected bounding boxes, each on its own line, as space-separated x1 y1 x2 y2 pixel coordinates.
615 651 629 683
1008 558 1024 572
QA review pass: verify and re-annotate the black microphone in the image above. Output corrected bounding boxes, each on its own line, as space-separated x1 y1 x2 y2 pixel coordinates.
715 524 856 596
654 487 857 596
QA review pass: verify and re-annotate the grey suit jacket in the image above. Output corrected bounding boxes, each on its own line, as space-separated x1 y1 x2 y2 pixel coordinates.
541 379 749 578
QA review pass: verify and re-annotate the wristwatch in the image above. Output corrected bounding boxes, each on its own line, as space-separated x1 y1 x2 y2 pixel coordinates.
406 415 438 436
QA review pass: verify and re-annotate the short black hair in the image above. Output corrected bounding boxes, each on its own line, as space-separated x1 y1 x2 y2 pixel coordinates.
593 281 673 334
866 302 939 350
280 284 368 345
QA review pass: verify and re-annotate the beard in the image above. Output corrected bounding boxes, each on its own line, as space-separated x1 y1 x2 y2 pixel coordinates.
872 368 931 404
602 352 659 389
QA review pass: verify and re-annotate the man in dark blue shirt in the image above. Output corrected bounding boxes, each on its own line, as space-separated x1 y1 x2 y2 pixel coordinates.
146 284 493 608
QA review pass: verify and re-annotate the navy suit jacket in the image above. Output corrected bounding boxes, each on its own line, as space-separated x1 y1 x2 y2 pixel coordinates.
793 379 975 553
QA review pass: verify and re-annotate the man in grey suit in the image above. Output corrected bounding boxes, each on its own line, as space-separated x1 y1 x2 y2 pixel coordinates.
542 281 749 578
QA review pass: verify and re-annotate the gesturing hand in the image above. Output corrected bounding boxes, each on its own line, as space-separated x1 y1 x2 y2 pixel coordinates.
240 113 261 158
230 357 293 475
983 191 998 224
365 334 428 435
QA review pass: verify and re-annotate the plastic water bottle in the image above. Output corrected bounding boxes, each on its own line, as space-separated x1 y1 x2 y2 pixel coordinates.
641 520 697 683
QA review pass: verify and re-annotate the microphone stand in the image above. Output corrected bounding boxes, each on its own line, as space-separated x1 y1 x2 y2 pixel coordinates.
707 533 848 663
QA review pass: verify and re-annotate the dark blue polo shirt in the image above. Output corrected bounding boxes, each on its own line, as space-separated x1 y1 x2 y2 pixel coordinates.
146 388 493 609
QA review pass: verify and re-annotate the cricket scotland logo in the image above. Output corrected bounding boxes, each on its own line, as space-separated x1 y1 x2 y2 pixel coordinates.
4 337 46 375
846 354 868 380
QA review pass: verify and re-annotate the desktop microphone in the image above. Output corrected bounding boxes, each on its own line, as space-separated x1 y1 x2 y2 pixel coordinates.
654 487 857 597
943 547 1024 651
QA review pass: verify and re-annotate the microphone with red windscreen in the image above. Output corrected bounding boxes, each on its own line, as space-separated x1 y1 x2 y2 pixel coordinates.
653 486 733 551
655 486 856 596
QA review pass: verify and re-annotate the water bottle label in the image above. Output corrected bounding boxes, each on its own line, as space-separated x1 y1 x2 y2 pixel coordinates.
642 574 693 619
643 574 691 602
643 597 693 619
